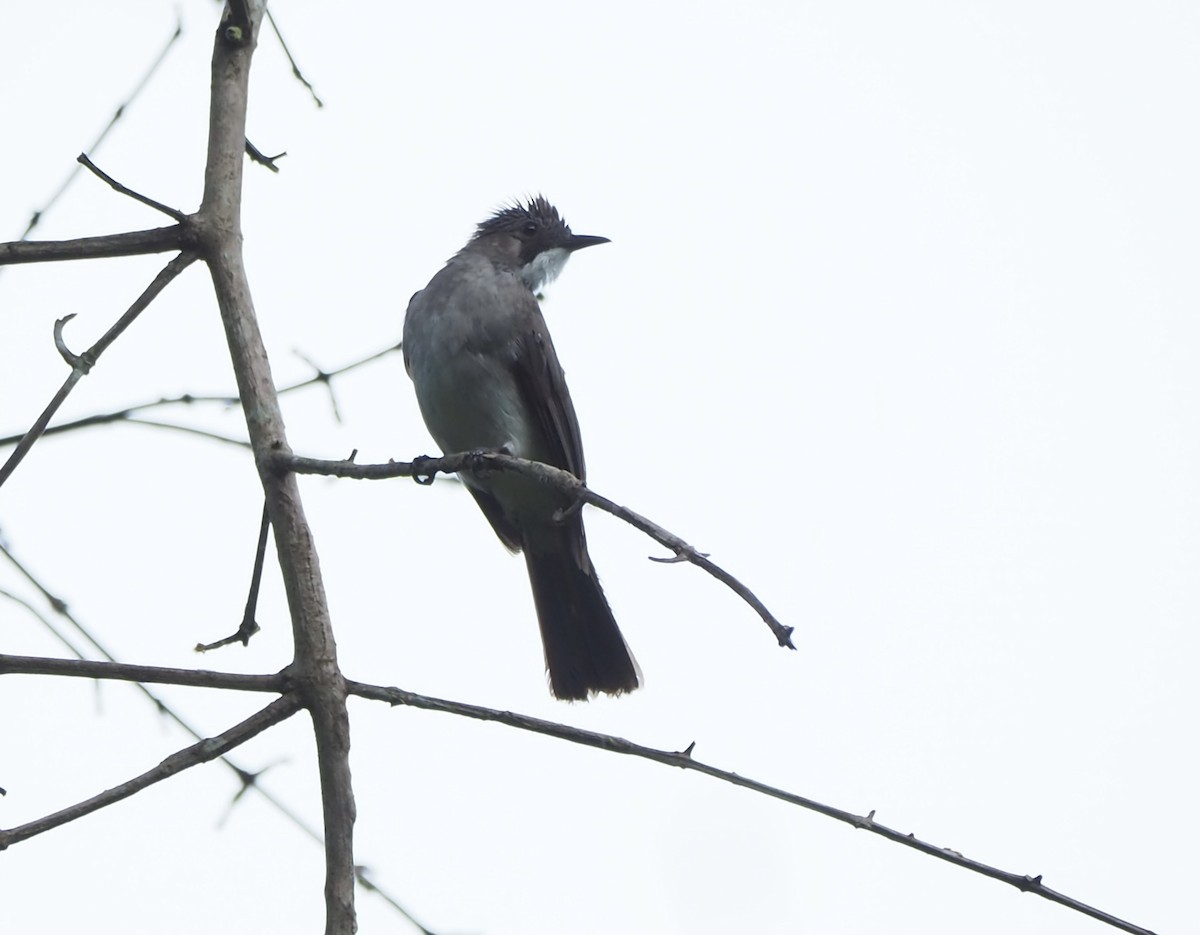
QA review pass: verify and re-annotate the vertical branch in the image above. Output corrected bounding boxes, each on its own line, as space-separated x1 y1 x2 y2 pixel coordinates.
195 5 356 934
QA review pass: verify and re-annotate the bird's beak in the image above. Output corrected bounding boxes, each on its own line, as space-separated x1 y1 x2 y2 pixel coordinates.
566 233 610 252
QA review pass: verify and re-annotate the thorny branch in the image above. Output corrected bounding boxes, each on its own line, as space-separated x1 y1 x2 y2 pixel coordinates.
0 638 1159 934
0 6 1163 935
285 449 796 650
349 680 1159 935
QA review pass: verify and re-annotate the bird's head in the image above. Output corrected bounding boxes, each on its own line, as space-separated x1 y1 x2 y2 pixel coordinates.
471 196 609 293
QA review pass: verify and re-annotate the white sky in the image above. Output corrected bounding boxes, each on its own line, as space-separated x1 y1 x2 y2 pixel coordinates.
1 2 1196 933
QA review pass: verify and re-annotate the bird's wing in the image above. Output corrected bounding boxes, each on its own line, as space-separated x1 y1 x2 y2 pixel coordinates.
509 308 587 484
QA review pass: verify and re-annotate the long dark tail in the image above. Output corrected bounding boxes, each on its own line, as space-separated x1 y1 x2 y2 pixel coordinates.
523 523 640 701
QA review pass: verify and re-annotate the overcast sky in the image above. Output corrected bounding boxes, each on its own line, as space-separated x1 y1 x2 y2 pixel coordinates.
2 3 1196 934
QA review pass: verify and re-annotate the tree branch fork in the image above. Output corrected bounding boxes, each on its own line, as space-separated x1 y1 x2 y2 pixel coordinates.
0 28 1154 933
0 152 248 267
0 650 1158 935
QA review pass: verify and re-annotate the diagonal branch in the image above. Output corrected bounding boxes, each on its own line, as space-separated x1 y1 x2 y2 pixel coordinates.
0 251 198 490
284 450 795 650
0 341 401 449
77 154 188 221
14 17 183 242
265 6 323 107
0 694 303 850
0 589 91 659
349 679 1158 935
0 539 432 928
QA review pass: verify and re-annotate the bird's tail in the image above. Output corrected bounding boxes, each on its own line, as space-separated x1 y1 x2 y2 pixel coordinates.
524 526 640 701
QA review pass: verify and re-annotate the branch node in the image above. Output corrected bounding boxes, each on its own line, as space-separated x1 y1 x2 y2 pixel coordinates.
195 615 261 653
53 315 92 372
853 810 877 830
649 549 706 564
464 447 495 475
245 138 287 172
292 350 342 420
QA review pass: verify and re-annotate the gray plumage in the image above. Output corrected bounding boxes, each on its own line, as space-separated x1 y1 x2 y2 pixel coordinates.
403 196 640 700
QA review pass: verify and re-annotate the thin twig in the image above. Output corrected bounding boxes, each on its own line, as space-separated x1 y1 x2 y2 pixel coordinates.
0 539 328 853
0 694 303 850
0 251 198 490
196 501 270 651
349 679 1158 935
77 154 187 221
0 540 422 923
244 138 287 172
15 18 183 241
355 867 438 935
293 350 342 422
266 7 324 107
121 419 252 449
0 589 91 659
284 450 795 650
0 341 401 449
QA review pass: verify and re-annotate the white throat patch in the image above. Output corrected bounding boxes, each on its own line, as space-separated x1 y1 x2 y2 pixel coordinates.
519 247 570 293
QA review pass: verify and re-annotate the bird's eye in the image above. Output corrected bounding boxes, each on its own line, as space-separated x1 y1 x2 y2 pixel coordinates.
522 221 538 236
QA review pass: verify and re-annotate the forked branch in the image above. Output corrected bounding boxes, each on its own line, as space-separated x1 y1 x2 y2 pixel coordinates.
0 694 302 851
0 252 198 490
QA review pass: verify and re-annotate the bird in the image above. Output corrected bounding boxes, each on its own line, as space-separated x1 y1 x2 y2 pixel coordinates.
402 196 640 700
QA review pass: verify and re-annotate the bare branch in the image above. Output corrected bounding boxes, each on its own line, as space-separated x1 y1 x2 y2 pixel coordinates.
0 653 287 693
0 588 91 659
119 418 252 449
196 501 270 651
77 154 187 221
0 540 334 894
354 867 437 935
0 694 303 850
245 138 287 172
0 251 198 490
0 341 401 449
15 18 183 241
0 225 188 265
350 680 1159 935
293 350 343 421
265 7 324 107
284 450 795 650
197 6 356 930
